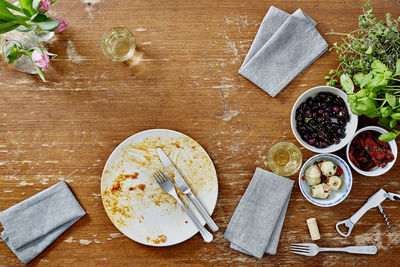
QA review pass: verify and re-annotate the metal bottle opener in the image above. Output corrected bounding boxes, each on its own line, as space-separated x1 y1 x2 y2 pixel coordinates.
336 189 400 237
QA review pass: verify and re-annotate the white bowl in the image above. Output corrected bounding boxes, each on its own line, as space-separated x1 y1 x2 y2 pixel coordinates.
346 126 398 176
299 154 352 207
290 86 358 153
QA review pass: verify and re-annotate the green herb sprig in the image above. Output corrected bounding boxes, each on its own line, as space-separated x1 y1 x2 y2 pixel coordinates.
326 0 400 142
325 0 400 87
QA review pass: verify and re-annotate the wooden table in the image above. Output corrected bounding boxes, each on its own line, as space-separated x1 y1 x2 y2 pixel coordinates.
0 0 399 265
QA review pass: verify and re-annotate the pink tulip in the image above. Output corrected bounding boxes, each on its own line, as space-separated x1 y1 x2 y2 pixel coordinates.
38 0 51 12
32 50 50 69
51 17 68 33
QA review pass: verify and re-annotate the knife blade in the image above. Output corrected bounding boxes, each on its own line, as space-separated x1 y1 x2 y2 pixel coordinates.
156 147 218 232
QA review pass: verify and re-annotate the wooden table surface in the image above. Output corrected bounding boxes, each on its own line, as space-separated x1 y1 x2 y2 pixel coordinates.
1 0 400 265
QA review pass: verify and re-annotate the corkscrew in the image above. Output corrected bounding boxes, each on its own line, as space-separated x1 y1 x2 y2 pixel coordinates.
336 189 400 237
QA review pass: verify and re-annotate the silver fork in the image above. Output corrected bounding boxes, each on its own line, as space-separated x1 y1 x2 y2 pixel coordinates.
290 243 377 256
153 170 213 243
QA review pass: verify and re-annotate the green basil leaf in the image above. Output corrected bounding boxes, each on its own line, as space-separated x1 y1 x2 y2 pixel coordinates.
365 46 373 54
379 132 398 142
353 72 366 87
51 0 57 3
390 119 398 129
366 74 388 92
347 94 357 104
380 106 393 118
391 113 400 120
349 101 361 115
36 18 60 31
340 73 354 94
371 59 390 74
355 89 369 98
395 58 400 77
378 117 391 128
360 72 373 89
386 92 396 108
354 97 377 116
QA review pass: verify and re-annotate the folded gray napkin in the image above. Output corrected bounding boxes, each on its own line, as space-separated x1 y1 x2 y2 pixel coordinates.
239 6 328 97
224 167 294 259
0 181 86 264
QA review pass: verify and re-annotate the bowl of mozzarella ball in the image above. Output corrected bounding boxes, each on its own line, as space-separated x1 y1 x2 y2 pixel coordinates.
298 154 352 207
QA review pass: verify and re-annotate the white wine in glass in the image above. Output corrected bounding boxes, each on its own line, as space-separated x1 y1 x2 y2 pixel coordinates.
267 142 302 176
101 27 136 62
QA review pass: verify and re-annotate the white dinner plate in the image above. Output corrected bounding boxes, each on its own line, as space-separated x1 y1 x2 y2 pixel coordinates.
101 129 218 246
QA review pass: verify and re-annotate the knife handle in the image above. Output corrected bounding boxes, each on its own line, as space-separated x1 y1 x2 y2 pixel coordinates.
188 192 219 232
174 195 213 242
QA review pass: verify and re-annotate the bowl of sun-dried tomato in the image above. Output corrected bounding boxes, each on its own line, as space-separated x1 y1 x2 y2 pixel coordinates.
346 126 397 176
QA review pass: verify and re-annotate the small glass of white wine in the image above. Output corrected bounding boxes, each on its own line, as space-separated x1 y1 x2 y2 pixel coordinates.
267 142 302 176
101 27 136 62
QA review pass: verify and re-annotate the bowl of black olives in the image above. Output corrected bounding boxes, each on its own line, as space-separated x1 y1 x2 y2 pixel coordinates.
291 86 358 153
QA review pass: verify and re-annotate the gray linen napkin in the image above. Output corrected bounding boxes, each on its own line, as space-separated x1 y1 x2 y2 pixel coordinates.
239 6 328 97
224 167 294 259
0 181 86 264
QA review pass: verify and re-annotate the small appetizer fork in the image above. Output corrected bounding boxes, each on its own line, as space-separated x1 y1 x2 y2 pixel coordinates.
290 243 377 256
153 170 213 243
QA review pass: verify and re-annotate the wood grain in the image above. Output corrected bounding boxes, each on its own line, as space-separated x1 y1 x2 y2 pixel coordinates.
0 0 400 265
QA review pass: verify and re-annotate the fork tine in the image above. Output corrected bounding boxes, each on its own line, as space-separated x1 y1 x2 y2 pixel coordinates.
157 170 166 182
159 171 170 182
153 172 163 183
291 243 310 247
290 245 310 250
290 250 311 256
290 248 309 253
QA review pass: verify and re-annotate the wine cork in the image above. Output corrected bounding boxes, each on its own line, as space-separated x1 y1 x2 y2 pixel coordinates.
306 218 320 240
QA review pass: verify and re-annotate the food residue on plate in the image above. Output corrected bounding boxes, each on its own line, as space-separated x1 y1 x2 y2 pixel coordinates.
148 235 166 244
111 173 139 192
101 133 218 244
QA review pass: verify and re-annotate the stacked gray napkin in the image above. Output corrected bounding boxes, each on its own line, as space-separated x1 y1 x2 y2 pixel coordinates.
224 167 294 259
239 6 328 97
0 181 86 264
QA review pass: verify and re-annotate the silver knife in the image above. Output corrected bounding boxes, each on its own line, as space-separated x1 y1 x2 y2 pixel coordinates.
156 148 218 232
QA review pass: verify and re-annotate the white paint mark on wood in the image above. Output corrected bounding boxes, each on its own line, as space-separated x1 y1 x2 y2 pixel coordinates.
67 40 86 63
18 181 34 186
79 239 92 246
220 33 240 63
135 28 147 32
64 237 74 243
354 224 383 249
127 52 144 67
109 233 124 238
215 110 240 122
81 0 103 18
40 178 49 185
